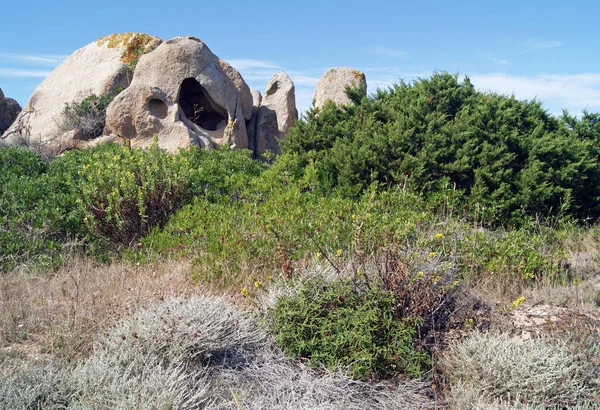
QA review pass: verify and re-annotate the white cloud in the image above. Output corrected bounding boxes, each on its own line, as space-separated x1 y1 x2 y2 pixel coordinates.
469 72 600 114
369 46 410 59
522 40 563 50
0 52 66 66
0 68 52 78
362 67 431 93
227 58 281 70
492 58 509 65
287 73 320 87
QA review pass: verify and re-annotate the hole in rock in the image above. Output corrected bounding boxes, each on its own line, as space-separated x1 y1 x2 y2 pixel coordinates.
266 81 279 97
148 98 168 119
178 78 227 131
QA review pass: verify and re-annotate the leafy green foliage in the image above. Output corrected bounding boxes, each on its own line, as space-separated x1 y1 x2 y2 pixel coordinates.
61 93 116 139
67 143 264 246
271 277 429 379
0 148 82 271
0 143 264 270
284 72 600 225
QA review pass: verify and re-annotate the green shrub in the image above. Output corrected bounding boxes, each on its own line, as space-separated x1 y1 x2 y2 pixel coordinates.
271 277 430 379
66 142 264 246
60 92 116 139
0 147 83 271
68 143 194 245
284 72 600 226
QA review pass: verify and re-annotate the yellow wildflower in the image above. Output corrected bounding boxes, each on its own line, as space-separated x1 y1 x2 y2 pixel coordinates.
435 233 443 240
429 251 436 258
511 296 526 309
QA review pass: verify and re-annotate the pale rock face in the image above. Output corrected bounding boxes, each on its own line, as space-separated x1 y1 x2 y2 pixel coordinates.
314 67 367 109
104 36 253 152
1 33 162 151
105 85 200 152
0 88 22 136
254 71 297 157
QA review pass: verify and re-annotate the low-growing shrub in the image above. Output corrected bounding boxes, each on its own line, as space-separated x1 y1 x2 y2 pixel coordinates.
271 276 430 379
0 296 438 409
0 147 83 271
440 331 600 408
67 143 263 246
60 92 116 139
71 142 195 245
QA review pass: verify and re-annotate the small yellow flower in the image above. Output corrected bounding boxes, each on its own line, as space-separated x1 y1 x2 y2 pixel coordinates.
351 214 356 220
336 249 343 257
240 287 249 296
432 275 442 284
417 271 425 277
254 280 260 288
511 296 526 309
435 233 443 240
315 252 322 261
429 251 436 258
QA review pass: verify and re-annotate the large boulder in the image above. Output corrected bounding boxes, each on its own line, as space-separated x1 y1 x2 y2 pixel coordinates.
314 67 367 109
105 36 253 152
0 33 162 152
0 88 21 136
252 71 297 157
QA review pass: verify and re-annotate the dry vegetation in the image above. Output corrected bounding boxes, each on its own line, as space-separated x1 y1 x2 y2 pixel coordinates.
0 254 203 363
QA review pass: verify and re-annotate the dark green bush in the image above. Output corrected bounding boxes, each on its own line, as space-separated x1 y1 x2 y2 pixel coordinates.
271 277 430 379
284 72 600 226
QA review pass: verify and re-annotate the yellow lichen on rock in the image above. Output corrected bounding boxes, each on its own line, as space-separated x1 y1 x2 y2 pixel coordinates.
95 33 162 64
351 70 366 83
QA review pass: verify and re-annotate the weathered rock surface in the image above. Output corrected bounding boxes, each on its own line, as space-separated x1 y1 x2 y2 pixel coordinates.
499 304 600 340
104 36 253 152
253 71 297 157
314 67 367 109
0 88 22 136
1 33 162 152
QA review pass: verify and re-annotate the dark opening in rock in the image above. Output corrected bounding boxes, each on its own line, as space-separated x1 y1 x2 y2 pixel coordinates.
265 81 279 97
148 98 168 119
178 78 227 131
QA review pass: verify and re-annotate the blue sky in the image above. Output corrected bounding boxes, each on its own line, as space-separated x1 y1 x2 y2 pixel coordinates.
1 0 599 115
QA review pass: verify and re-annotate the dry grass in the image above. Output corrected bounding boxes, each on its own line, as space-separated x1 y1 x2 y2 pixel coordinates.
1 296 439 409
0 254 204 362
439 331 600 409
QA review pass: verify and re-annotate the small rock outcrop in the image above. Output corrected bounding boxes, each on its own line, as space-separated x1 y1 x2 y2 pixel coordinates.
104 36 253 152
1 33 162 152
253 71 297 157
314 67 367 109
0 88 21 136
